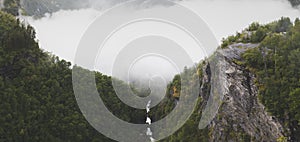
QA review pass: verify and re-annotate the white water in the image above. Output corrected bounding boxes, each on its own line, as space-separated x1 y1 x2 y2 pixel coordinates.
146 117 151 125
146 127 152 136
146 100 155 141
146 100 151 113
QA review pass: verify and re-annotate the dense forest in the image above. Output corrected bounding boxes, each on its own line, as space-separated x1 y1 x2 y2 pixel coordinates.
240 18 300 140
0 9 199 141
0 6 300 142
0 11 146 141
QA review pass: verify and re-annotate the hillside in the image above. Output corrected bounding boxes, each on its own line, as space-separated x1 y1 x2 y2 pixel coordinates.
0 11 146 141
154 17 300 141
0 10 300 142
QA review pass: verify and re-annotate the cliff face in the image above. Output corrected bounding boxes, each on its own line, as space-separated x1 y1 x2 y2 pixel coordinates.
0 0 3 9
200 44 285 141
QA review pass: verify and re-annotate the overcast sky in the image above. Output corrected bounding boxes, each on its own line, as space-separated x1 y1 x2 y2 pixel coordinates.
20 0 300 81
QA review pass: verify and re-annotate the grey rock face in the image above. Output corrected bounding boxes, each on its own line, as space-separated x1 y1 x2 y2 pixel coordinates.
0 0 4 9
200 44 284 141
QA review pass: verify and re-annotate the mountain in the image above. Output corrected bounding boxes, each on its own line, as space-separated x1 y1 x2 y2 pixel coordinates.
0 0 299 17
153 17 300 141
0 11 146 141
0 0 177 17
289 0 300 7
0 9 300 142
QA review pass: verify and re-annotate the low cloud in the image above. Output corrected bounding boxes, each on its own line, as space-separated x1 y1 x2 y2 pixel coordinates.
20 0 300 80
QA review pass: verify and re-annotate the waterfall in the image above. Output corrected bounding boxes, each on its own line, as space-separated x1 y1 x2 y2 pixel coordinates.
146 100 156 142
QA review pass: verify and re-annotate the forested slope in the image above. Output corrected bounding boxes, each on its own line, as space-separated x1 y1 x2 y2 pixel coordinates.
1 9 300 141
0 11 146 142
150 17 300 141
240 18 300 141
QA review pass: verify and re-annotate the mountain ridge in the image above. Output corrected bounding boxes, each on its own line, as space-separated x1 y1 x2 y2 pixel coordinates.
0 0 299 17
0 10 300 141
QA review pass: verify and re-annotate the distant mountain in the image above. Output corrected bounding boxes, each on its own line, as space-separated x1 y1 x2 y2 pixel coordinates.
1 0 296 17
289 0 300 7
17 0 176 17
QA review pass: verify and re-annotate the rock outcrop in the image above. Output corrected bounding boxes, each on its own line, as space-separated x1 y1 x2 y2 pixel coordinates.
0 0 4 9
200 44 285 141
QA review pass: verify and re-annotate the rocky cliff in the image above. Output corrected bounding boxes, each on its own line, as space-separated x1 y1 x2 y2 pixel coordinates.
0 0 3 9
199 44 285 141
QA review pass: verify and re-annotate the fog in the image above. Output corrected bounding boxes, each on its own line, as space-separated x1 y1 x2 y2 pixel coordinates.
20 0 300 81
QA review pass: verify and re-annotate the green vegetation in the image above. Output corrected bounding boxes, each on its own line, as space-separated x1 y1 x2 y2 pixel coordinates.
0 11 146 141
166 16 300 142
2 0 20 16
221 17 293 48
234 17 300 141
0 9 208 141
277 136 288 142
1 8 300 141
